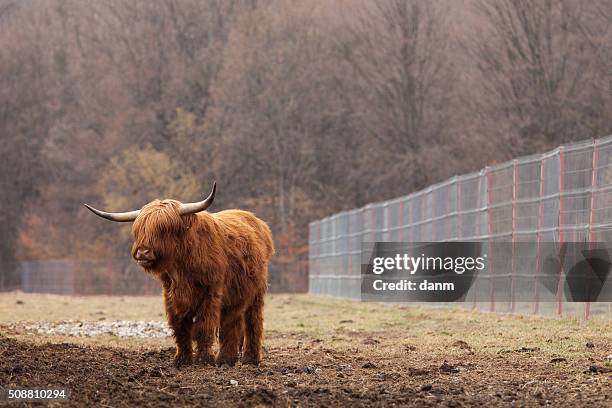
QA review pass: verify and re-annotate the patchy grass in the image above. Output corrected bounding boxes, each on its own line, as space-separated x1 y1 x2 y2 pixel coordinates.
1 292 610 406
0 291 165 322
1 292 610 355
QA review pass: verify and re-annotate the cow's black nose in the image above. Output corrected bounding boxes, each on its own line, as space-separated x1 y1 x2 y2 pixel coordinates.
135 247 154 260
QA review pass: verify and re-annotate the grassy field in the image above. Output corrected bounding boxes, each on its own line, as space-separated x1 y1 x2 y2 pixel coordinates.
1 292 611 406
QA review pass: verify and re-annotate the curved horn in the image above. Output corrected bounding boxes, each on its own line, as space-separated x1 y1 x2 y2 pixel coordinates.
179 181 216 215
83 204 140 222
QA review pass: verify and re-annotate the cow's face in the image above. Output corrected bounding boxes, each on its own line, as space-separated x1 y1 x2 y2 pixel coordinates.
131 200 191 271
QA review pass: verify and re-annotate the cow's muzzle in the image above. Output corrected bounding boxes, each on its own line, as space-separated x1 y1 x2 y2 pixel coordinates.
134 248 156 268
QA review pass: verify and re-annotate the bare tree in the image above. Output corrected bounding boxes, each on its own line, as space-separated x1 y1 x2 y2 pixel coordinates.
0 2 55 286
334 0 459 197
208 1 349 238
468 0 611 156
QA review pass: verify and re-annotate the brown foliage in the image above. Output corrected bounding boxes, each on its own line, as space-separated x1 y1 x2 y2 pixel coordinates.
0 0 610 293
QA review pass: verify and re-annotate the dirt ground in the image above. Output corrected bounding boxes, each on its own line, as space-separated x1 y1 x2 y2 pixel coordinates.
0 293 610 407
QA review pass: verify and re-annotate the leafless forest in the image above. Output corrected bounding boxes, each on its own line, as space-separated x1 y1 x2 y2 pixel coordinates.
0 0 610 290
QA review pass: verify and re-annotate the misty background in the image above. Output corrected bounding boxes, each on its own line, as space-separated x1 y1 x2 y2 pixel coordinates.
0 0 610 292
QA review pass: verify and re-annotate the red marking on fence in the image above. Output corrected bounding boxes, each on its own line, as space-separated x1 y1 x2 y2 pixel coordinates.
511 160 518 313
421 193 426 242
347 214 352 278
557 149 565 317
317 222 321 278
473 174 483 310
445 185 452 240
534 158 545 315
398 200 404 242
486 168 495 312
457 180 463 240
586 141 599 320
408 196 413 242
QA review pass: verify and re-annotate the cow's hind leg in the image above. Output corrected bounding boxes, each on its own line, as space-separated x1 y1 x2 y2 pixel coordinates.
217 308 243 367
242 295 264 366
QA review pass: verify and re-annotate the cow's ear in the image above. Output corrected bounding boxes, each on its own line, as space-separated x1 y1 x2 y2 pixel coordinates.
182 214 195 231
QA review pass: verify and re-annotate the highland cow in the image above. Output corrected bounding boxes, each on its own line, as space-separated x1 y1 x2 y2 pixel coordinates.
84 182 274 367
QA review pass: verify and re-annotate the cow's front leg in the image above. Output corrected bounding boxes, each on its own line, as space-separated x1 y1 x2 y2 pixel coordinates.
217 308 244 367
167 311 194 368
193 292 221 365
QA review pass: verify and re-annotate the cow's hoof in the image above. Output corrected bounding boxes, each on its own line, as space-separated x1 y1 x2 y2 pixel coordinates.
195 353 216 366
217 354 238 367
241 354 261 366
174 353 192 369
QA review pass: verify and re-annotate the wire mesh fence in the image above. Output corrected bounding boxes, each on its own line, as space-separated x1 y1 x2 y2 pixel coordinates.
0 257 307 295
309 136 612 320
14 260 160 295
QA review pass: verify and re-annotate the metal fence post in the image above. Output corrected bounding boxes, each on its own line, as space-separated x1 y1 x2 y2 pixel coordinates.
486 167 495 312
408 196 413 243
586 140 599 320
511 160 518 313
534 156 545 315
457 179 463 240
557 148 565 317
398 199 404 242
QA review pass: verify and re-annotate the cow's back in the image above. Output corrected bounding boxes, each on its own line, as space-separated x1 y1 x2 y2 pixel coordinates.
213 209 275 261
205 210 273 308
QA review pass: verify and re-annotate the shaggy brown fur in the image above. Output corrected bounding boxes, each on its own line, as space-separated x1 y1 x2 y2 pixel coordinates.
130 200 274 367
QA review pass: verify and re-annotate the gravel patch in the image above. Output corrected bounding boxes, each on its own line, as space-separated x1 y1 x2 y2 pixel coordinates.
11 320 172 338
